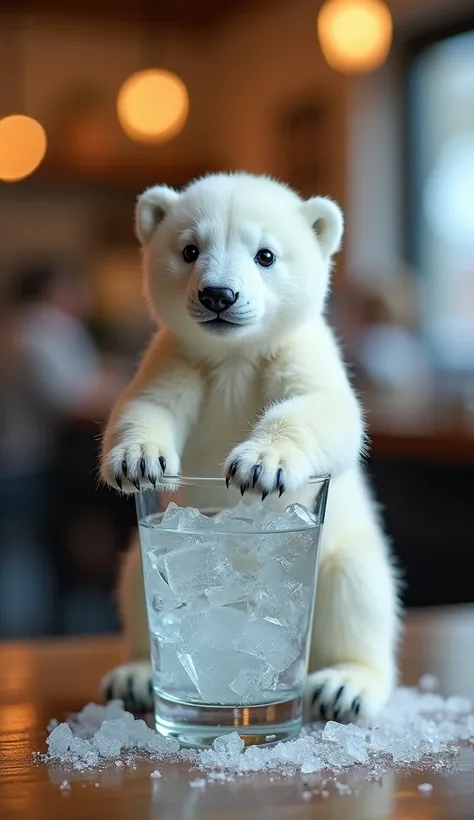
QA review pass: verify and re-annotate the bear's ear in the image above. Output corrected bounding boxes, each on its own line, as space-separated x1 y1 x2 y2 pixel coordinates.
135 185 180 244
301 196 344 257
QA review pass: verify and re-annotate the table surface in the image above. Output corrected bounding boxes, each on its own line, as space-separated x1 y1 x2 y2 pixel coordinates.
1 607 474 820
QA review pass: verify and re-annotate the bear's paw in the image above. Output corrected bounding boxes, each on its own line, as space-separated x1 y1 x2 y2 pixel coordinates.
103 441 180 493
224 439 313 499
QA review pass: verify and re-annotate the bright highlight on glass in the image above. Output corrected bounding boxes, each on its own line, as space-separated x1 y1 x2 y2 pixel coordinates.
317 0 393 74
117 69 189 143
0 115 47 182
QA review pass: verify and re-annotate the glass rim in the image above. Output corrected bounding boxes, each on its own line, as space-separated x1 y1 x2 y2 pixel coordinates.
136 474 329 535
144 474 330 488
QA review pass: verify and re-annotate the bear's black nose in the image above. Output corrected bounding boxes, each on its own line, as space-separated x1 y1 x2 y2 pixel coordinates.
198 287 239 314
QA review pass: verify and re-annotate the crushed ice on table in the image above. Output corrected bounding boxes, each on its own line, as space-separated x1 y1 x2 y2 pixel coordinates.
189 777 207 788
418 673 439 693
36 679 474 799
212 732 244 760
195 679 474 777
38 700 179 771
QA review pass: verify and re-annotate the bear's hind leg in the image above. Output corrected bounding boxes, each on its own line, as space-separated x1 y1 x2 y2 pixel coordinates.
101 538 154 711
306 524 400 723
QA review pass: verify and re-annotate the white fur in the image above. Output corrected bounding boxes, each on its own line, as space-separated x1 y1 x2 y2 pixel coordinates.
101 172 400 723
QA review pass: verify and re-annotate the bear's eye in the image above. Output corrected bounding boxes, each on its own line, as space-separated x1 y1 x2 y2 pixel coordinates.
182 244 199 263
254 248 275 268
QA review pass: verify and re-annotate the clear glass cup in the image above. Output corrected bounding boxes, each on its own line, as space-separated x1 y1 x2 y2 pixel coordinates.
136 475 329 749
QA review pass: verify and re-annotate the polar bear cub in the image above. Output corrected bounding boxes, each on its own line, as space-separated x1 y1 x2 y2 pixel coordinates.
101 172 400 722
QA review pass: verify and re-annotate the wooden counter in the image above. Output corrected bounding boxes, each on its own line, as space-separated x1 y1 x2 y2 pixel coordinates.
1 606 474 818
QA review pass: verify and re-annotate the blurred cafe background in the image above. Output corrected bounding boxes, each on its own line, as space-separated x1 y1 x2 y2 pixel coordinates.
0 0 473 639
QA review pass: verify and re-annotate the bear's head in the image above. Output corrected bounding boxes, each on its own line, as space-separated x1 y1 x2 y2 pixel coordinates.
136 173 343 351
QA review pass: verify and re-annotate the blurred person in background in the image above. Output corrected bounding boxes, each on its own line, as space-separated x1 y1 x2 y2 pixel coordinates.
0 260 123 638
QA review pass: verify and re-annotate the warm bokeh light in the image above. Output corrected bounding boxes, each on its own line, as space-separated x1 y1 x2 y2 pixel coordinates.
317 0 393 74
0 115 47 182
117 69 189 143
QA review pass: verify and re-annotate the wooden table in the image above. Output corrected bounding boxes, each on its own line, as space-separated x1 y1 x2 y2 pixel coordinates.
1 607 474 819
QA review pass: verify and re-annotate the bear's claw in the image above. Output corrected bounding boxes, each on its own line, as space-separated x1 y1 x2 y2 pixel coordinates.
114 454 166 493
311 680 359 721
251 464 262 488
225 459 287 499
225 461 239 489
276 467 285 497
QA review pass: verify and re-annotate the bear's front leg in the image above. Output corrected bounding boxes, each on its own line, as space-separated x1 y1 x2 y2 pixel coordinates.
224 389 363 497
101 332 204 493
